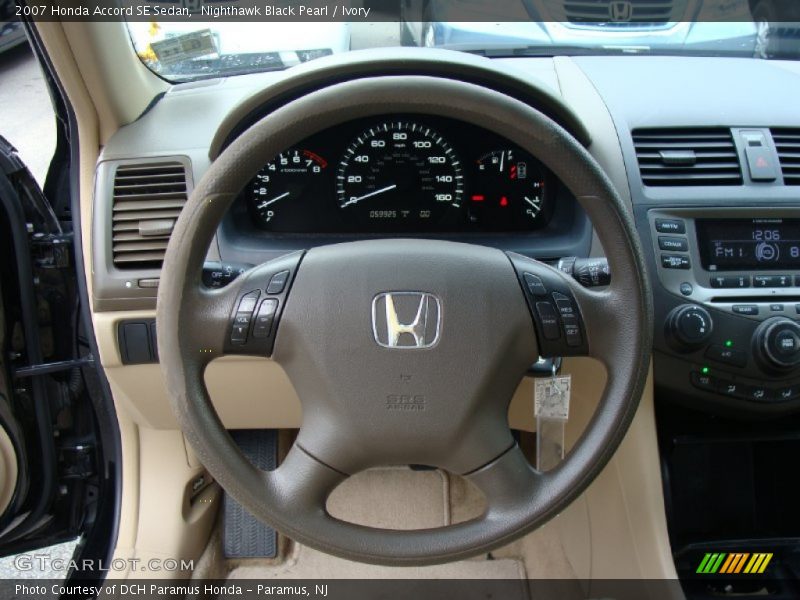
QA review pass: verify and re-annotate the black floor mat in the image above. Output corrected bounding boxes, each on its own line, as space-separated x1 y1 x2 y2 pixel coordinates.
223 429 278 559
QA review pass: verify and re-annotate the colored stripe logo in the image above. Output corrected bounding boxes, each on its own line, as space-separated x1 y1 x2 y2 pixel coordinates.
696 552 773 574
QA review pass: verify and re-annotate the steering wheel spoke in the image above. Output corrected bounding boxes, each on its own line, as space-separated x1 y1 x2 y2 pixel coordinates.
183 252 304 362
267 444 347 515
467 445 543 515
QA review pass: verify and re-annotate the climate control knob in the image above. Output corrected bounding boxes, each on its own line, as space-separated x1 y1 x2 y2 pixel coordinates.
753 317 800 372
666 304 713 350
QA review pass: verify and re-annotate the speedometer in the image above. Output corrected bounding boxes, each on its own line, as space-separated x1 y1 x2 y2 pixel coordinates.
336 121 463 231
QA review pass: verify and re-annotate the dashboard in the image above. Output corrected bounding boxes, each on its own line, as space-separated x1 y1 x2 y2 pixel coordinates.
92 51 800 420
238 116 554 234
84 48 800 589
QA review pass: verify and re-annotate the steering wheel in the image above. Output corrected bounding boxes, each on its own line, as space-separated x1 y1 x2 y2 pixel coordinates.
157 74 652 566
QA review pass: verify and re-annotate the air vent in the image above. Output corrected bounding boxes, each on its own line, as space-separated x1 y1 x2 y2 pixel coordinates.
772 129 800 185
633 128 743 187
111 161 189 269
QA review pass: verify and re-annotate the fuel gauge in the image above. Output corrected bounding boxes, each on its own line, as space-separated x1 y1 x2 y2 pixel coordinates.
469 149 548 231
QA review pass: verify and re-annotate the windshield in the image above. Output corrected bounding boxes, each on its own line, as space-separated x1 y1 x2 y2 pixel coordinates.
125 1 800 82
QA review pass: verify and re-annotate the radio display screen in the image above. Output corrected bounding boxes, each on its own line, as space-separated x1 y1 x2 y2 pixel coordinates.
696 218 800 271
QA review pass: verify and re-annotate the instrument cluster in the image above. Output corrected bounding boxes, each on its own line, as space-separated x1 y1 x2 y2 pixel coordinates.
241 115 557 234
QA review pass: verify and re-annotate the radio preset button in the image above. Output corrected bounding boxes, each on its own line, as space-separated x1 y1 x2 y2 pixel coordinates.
658 236 689 252
754 274 792 288
655 218 686 234
710 275 750 288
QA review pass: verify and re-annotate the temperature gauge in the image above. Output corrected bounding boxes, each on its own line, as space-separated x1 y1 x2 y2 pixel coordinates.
469 149 548 231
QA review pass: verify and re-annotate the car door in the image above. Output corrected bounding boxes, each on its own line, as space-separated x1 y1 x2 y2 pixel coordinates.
0 17 121 573
0 135 98 557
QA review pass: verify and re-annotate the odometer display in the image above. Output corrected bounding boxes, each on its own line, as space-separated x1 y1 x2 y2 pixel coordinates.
336 121 463 231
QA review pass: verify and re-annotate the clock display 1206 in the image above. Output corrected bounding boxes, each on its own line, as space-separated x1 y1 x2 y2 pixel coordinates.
336 121 464 231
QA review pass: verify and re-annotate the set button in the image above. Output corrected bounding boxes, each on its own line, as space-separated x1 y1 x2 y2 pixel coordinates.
710 275 750 289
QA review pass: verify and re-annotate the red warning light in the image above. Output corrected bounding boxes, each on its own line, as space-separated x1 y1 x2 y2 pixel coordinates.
471 194 485 202
510 165 517 180
500 196 509 207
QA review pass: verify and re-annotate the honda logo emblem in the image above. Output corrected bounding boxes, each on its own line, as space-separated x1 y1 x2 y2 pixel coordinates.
609 0 633 22
372 292 441 349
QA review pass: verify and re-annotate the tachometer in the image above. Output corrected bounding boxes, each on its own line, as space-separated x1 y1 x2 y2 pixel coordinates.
248 148 327 228
336 121 463 231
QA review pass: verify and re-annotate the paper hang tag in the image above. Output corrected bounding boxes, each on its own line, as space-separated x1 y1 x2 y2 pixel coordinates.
534 375 572 421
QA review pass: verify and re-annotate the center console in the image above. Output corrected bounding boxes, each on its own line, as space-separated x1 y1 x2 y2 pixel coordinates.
648 208 800 415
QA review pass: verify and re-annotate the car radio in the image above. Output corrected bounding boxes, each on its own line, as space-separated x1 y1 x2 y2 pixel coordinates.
647 208 800 413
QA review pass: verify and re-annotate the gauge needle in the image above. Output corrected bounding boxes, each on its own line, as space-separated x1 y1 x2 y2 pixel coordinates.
258 191 290 209
341 184 397 207
499 151 505 173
